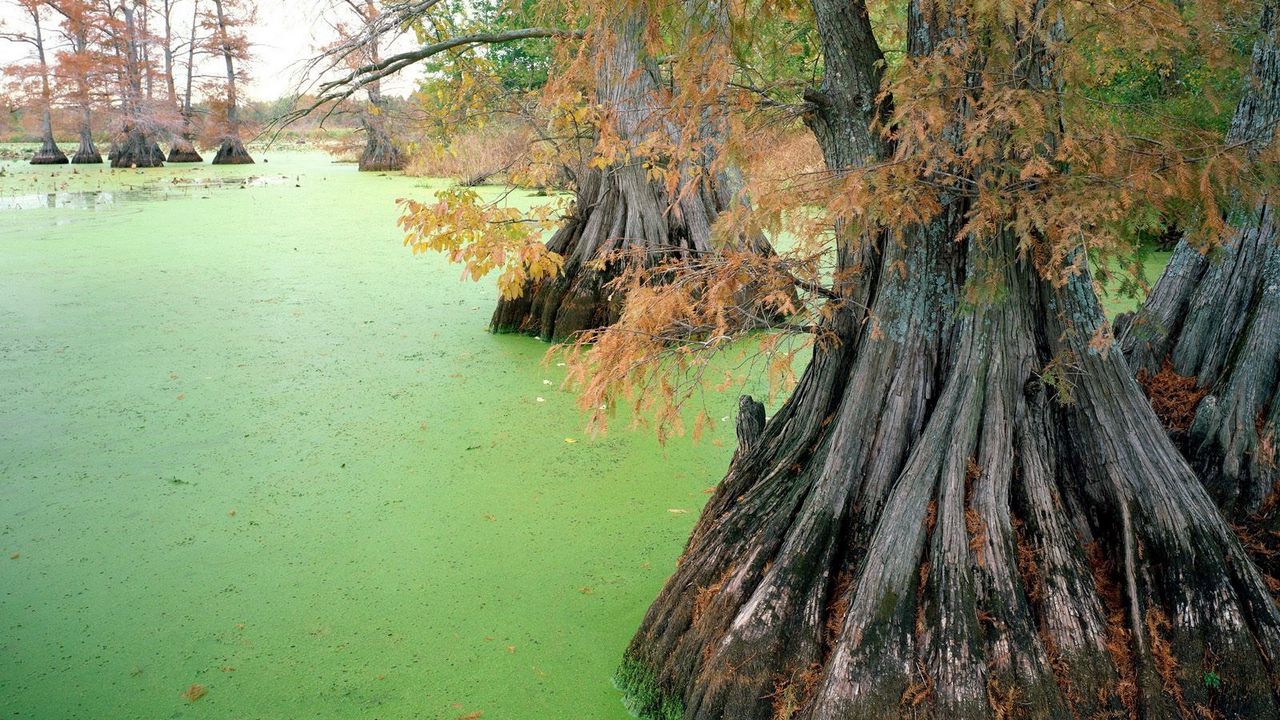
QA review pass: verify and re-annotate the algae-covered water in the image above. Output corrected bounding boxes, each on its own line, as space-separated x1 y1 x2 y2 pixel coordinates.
0 151 761 719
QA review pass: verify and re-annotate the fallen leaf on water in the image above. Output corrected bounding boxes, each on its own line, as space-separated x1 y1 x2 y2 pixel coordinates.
482 514 497 522
564 438 577 444
9 552 18 560
536 397 545 403
456 712 483 720
506 645 516 654
578 586 593 594
668 509 689 515
176 393 186 401
703 487 717 495
220 666 235 673
181 683 207 702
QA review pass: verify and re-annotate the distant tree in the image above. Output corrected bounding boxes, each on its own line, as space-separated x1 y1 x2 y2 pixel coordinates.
103 0 169 167
159 0 202 161
203 0 252 163
1 0 69 163
326 0 404 171
47 0 106 162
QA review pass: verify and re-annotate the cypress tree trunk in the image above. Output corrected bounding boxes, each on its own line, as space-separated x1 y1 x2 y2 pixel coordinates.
71 107 102 164
620 2 1280 717
167 128 203 163
359 116 404 171
32 109 68 165
111 126 163 168
491 3 771 341
1118 1 1280 520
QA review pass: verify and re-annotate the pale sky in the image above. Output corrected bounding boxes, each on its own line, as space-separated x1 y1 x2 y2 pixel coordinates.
0 0 425 102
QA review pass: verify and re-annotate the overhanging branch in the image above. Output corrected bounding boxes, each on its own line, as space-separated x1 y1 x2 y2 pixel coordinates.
281 27 584 128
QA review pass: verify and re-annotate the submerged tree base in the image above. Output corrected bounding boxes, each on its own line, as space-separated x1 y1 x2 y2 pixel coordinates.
31 142 69 165
212 139 254 165
70 149 103 164
358 127 403 172
167 142 204 163
110 130 163 168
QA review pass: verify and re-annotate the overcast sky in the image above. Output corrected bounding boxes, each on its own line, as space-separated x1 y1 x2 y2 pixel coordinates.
0 0 424 102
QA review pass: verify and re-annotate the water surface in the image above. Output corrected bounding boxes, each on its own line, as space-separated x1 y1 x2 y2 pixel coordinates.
0 151 753 719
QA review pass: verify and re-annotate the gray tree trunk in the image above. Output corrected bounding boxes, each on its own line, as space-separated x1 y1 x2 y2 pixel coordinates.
1118 1 1280 520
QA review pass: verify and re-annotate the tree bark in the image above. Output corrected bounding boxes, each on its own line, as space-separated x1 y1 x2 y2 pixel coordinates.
490 2 772 341
1118 1 1280 521
620 2 1280 718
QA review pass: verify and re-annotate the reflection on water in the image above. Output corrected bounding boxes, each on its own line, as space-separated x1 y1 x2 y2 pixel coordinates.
0 175 287 213
1 190 129 211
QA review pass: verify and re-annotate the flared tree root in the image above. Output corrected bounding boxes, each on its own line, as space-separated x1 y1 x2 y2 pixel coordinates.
212 138 254 165
621 232 1280 720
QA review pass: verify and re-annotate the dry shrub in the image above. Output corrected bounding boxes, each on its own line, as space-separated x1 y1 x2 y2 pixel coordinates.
691 564 736 627
404 124 533 186
987 677 1023 720
739 124 824 191
1085 542 1139 718
1135 359 1209 433
824 568 855 652
965 459 989 567
770 664 822 720
1146 608 1190 716
901 658 934 711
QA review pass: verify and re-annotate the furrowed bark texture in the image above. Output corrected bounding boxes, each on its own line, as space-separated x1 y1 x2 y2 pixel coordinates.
1118 1 1280 520
490 3 771 341
620 1 1280 717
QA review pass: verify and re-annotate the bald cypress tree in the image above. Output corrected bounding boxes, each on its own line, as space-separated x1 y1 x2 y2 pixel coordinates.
618 1 1280 717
